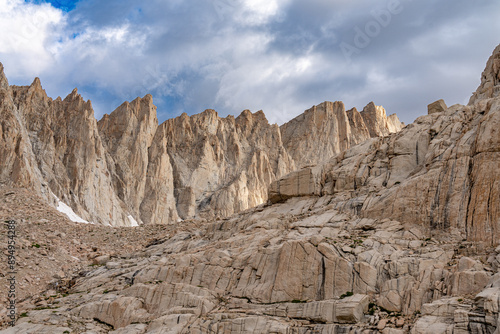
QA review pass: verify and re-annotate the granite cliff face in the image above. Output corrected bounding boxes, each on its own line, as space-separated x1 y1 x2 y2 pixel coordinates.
269 45 500 245
280 101 402 168
0 65 401 225
160 109 294 220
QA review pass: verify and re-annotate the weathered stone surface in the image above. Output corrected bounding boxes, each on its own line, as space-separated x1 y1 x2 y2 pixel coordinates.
264 295 368 324
427 99 447 114
272 46 500 244
2 67 402 225
10 79 127 226
361 101 403 137
161 109 295 219
335 294 369 323
449 271 490 296
469 44 500 104
98 94 161 225
281 101 402 169
0 65 44 194
268 166 321 203
411 315 453 334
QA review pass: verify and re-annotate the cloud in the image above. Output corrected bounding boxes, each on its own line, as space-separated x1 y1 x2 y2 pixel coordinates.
0 0 64 77
0 0 499 125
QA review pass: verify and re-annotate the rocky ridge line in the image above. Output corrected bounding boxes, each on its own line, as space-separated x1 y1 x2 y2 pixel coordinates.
0 66 402 226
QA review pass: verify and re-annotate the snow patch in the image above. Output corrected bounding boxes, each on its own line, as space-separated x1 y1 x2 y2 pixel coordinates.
128 215 139 227
53 194 92 224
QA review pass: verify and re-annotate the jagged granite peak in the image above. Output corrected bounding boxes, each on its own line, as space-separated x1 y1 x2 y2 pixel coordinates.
0 62 8 90
346 107 370 142
31 76 42 89
270 45 500 245
0 64 44 192
0 65 403 225
140 121 179 225
162 108 295 219
469 44 500 104
281 101 353 168
360 101 403 137
8 78 130 226
98 94 160 225
280 101 402 169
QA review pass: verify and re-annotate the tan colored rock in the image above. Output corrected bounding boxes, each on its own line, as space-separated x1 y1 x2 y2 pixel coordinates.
282 102 361 168
421 298 461 317
281 101 402 169
98 95 160 225
378 276 415 312
469 44 500 104
5 39 500 334
450 271 490 296
411 316 453 334
161 109 296 219
0 64 43 193
457 256 483 272
92 255 110 265
268 166 321 203
1 58 405 225
360 102 403 137
475 287 500 313
383 329 405 334
358 47 500 244
73 295 150 328
428 99 447 114
282 300 337 323
335 294 369 323
139 122 179 224
10 80 128 226
377 318 388 330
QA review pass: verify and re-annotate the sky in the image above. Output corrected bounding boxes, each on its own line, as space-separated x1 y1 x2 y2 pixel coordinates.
0 0 499 125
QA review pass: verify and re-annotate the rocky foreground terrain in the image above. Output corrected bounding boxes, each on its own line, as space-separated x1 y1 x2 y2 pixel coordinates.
0 44 499 333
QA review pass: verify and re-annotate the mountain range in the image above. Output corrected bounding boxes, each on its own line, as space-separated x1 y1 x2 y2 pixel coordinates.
0 44 499 333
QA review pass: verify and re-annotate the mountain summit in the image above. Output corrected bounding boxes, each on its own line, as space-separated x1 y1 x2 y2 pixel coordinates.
0 68 402 226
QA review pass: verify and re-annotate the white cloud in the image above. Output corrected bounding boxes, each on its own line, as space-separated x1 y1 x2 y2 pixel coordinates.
216 51 335 124
1 0 499 126
0 0 64 76
236 0 289 25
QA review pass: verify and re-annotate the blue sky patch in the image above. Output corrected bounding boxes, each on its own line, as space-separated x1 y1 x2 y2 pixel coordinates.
25 0 79 12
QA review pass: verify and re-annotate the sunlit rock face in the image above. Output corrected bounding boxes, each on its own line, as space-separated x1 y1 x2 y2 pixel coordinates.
0 61 401 225
271 44 500 245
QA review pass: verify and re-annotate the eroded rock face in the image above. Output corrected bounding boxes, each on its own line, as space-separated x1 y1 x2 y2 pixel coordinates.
97 95 167 225
0 66 43 194
1 64 401 225
360 102 403 138
270 45 500 245
4 195 497 333
161 109 296 219
469 44 500 104
427 99 447 115
280 101 402 169
10 79 128 226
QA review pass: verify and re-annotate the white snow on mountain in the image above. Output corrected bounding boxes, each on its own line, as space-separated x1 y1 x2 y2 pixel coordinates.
53 194 92 224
